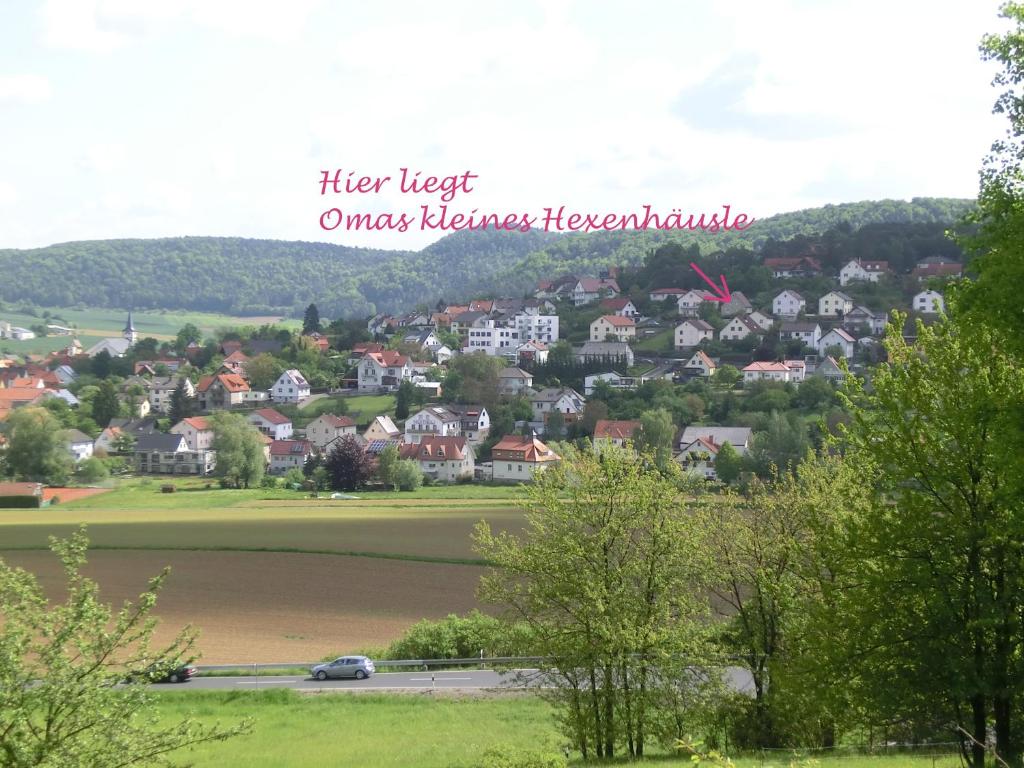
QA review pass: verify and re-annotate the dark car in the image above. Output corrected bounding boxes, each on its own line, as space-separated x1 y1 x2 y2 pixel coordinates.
155 665 198 684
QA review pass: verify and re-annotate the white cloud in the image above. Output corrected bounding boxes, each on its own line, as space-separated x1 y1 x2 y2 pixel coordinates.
0 74 51 104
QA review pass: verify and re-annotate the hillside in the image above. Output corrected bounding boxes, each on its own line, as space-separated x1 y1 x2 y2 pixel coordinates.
0 198 973 318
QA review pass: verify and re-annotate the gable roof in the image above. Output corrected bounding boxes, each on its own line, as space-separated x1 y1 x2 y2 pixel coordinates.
821 290 853 301
822 327 856 343
313 413 356 428
686 351 717 369
269 439 313 457
491 435 561 462
679 426 752 448
679 318 713 331
594 419 641 441
177 416 211 431
252 407 291 425
365 414 400 436
576 278 620 293
399 436 471 462
743 361 790 372
781 321 820 333
599 298 633 310
499 367 533 379
135 433 189 452
595 315 636 328
196 373 250 393
365 350 410 368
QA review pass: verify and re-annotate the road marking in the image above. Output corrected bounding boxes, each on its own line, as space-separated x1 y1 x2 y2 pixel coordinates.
408 677 472 681
235 681 292 686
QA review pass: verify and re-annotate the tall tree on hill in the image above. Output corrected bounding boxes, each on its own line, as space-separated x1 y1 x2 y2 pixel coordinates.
2 407 73 485
636 408 675 470
174 323 202 352
168 380 194 426
302 303 321 335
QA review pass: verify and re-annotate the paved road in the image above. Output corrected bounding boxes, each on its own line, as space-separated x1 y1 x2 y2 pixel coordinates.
155 669 534 692
153 667 755 694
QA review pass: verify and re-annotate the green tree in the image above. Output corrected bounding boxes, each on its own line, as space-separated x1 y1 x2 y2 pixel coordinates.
474 445 718 760
0 528 247 765
302 302 321 334
636 407 675 469
324 435 374 491
544 409 565 439
713 364 741 388
394 459 423 491
831 314 1024 766
794 376 835 411
91 379 122 428
76 456 109 484
714 440 742 484
395 380 415 420
168 379 194 426
377 443 400 490
209 412 266 489
2 407 73 485
746 412 810 477
174 322 202 352
245 353 284 391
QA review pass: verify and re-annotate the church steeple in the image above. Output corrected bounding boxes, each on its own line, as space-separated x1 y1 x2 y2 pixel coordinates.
123 310 138 345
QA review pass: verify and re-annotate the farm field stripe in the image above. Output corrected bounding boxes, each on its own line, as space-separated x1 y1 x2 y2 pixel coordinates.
0 544 491 567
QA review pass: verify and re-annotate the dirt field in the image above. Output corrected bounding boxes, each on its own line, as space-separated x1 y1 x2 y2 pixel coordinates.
1 549 486 663
42 487 111 503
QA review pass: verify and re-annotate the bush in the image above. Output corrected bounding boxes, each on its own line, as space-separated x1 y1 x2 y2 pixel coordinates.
394 459 422 491
386 610 537 660
49 496 60 505
283 468 305 487
260 476 280 489
480 745 566 768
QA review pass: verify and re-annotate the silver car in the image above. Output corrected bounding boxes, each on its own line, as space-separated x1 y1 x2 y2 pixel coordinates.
310 656 375 681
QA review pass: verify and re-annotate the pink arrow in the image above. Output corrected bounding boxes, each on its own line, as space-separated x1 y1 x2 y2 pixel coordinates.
689 262 732 303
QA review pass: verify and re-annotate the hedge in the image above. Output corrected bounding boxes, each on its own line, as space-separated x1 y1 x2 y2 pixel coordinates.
0 495 43 508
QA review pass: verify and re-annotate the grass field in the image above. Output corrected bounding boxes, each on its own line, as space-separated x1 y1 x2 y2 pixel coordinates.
278 393 398 428
149 691 964 768
0 480 528 662
0 304 299 355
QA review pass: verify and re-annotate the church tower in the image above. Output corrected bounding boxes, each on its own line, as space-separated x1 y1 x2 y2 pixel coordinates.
123 310 138 345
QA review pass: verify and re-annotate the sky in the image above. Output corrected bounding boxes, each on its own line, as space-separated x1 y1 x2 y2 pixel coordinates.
0 0 1010 252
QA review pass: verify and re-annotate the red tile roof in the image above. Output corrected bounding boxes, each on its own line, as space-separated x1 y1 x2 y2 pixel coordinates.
0 482 43 497
491 436 561 463
599 298 632 310
179 416 211 431
366 350 409 367
594 419 641 441
270 439 313 457
596 315 636 328
252 408 291 425
743 361 790 372
399 436 470 461
317 414 356 428
197 373 250 393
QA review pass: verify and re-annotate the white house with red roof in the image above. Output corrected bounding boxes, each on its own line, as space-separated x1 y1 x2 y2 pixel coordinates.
683 351 718 378
590 315 636 342
269 439 314 474
272 369 310 404
399 436 475 483
742 361 792 383
196 373 251 410
598 298 638 317
676 290 707 317
306 413 357 450
490 435 561 482
572 278 620 306
358 350 412 392
839 259 890 286
593 419 641 449
677 436 722 480
170 416 215 451
248 407 293 440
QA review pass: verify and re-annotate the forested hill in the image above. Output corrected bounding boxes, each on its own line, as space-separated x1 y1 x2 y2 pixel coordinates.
0 197 973 318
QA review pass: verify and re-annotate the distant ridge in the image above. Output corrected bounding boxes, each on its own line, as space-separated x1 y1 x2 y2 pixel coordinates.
0 198 973 318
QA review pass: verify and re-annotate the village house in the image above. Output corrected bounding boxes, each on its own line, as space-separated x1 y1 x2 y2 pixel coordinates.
490 435 561 482
590 315 636 342
219 350 250 376
463 320 520 358
818 327 856 359
674 318 714 349
446 404 490 443
719 291 753 318
399 436 475 483
839 259 890 286
748 310 774 331
358 350 412 392
742 361 791 383
513 313 559 345
146 376 194 414
785 359 807 382
248 408 293 440
405 406 462 443
531 387 586 427
718 315 763 342
818 291 854 317
598 298 639 317
593 419 641 449
65 429 94 462
912 257 962 282
269 439 314 474
197 373 251 410
676 437 722 480
913 290 945 314
363 414 401 442
678 425 752 455
676 290 706 317
841 306 887 336
780 321 822 349
272 369 310 404
516 340 549 366
306 413 357 450
498 367 534 395
133 433 215 476
816 356 847 383
572 277 620 306
764 256 822 278
682 350 718 379
170 416 215 452
772 290 806 320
